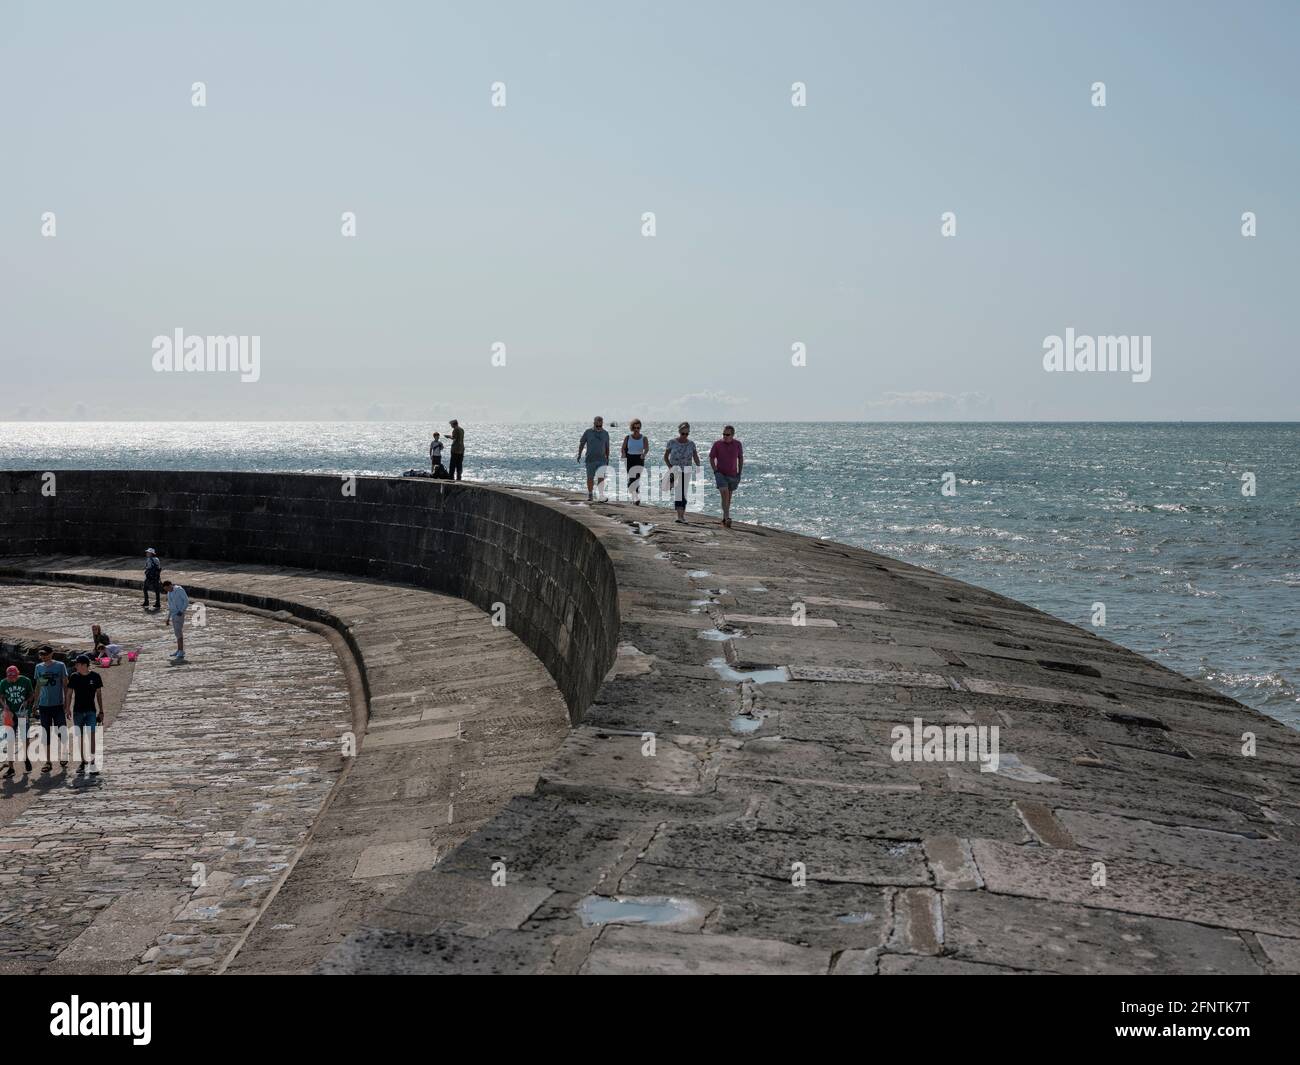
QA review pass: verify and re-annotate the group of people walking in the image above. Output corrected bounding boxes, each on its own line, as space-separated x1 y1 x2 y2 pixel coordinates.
426 418 745 526
578 419 744 527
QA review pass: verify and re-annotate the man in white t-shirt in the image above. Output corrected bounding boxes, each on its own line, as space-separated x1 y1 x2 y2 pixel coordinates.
162 581 190 663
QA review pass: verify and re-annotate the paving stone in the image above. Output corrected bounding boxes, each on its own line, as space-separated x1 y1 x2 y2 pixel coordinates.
639 822 929 886
1055 808 1300 881
941 889 1262 974
924 836 984 890
580 926 830 975
876 954 1036 974
971 838 1300 938
1256 933 1300 973
56 888 189 965
382 871 552 933
617 862 891 950
353 840 441 879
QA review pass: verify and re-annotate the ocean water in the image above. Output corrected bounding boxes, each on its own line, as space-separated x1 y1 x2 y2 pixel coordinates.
2 421 1297 728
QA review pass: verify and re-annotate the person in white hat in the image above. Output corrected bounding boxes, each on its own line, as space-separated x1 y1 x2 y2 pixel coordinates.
143 548 162 612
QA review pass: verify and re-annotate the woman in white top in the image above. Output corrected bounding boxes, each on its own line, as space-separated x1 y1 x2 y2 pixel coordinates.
621 419 650 505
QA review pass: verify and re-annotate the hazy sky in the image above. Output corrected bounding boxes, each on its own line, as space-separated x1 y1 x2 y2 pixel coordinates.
2 0 1297 422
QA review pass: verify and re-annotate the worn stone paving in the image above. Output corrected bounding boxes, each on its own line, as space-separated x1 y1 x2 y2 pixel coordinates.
0 562 572 973
0 585 351 974
319 489 1300 975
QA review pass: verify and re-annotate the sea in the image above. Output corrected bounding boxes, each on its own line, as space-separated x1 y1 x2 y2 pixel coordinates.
2 421 1296 728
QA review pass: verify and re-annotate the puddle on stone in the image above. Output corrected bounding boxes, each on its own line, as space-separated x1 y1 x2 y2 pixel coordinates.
991 753 1060 784
708 657 790 684
730 715 764 733
698 628 745 641
630 522 655 536
577 895 703 928
748 585 768 592
835 911 876 924
688 569 712 578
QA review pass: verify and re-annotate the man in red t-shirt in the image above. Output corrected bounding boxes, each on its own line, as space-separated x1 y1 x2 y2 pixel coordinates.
708 425 744 529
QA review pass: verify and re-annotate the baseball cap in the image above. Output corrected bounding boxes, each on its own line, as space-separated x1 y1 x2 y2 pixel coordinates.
4 666 17 679
146 548 156 555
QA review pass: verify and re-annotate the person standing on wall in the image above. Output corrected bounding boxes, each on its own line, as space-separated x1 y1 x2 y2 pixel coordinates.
709 425 744 529
143 548 162 612
621 419 649 505
577 416 611 501
162 580 189 663
429 431 444 475
448 420 466 481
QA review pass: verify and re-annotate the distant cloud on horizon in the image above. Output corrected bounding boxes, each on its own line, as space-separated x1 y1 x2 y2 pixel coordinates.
864 390 996 420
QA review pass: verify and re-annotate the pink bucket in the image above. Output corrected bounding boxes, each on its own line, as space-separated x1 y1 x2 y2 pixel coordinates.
99 656 112 667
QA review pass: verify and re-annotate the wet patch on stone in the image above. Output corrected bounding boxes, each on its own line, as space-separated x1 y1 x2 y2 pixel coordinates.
698 628 746 642
577 894 705 929
708 657 790 684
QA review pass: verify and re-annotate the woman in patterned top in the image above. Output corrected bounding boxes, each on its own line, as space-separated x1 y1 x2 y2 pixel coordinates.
663 422 701 523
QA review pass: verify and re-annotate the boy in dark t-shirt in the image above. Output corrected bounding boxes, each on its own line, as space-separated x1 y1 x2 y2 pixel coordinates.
65 656 104 775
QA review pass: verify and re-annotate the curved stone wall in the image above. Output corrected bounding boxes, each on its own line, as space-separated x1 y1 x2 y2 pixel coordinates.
0 471 618 723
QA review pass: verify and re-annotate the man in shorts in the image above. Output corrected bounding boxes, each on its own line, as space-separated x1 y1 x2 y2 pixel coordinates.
576 416 611 501
65 655 105 775
0 665 34 777
33 645 69 773
163 580 189 662
708 425 744 529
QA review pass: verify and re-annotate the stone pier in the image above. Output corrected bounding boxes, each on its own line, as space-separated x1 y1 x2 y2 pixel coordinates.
1 470 1297 974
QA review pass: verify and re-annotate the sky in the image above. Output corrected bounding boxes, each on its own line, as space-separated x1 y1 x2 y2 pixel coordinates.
2 0 1297 422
